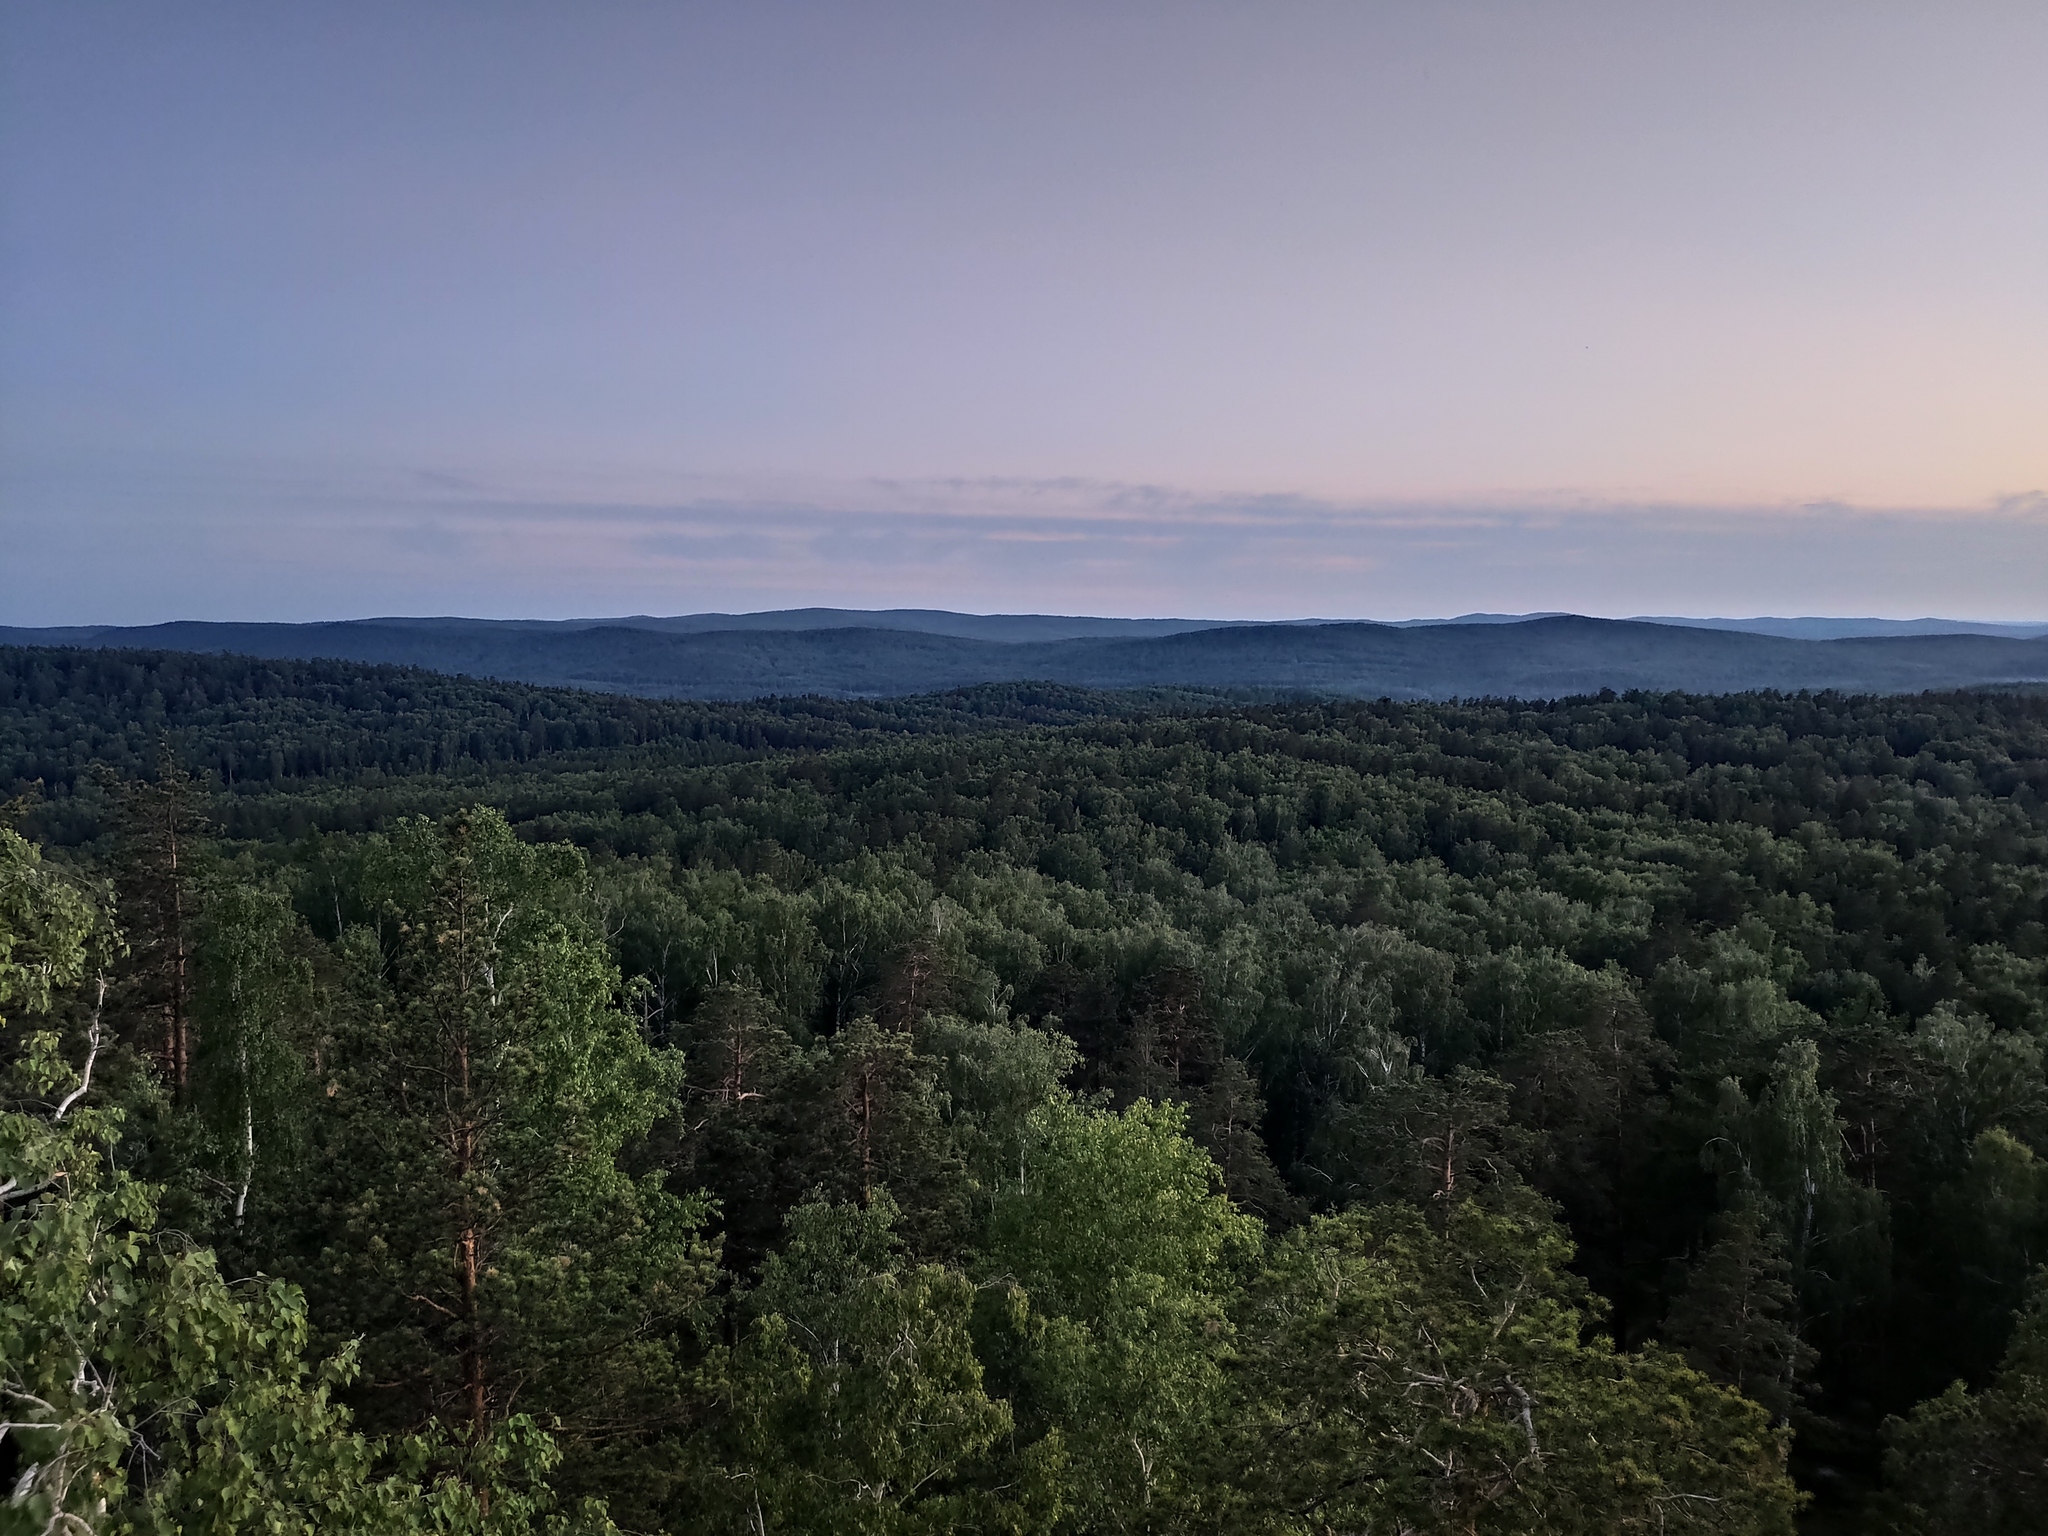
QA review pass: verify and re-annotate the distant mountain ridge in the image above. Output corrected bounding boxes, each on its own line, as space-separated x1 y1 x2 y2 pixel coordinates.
12 609 2044 648
1632 615 2048 640
330 609 1248 642
7 611 2048 700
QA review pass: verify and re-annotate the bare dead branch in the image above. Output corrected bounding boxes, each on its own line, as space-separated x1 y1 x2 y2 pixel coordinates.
52 975 108 1122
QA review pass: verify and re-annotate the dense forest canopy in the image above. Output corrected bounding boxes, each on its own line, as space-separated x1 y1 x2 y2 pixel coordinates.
1 646 1206 786
5 646 2046 1534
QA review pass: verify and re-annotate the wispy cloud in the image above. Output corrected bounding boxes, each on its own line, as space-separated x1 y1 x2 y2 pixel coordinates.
4 452 2045 625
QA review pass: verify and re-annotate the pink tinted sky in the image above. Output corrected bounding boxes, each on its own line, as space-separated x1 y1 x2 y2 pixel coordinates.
3 2 2044 622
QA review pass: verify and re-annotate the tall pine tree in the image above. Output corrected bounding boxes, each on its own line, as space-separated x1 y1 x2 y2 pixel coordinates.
277 810 718 1516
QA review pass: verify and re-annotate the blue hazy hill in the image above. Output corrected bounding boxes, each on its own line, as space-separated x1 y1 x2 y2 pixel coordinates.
6 612 2048 699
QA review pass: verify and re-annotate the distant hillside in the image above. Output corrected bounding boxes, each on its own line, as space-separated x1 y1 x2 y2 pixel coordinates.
1633 615 2048 640
4 614 2047 700
0 645 1228 845
556 608 1245 641
21 609 2046 650
1027 618 2048 698
0 609 1245 649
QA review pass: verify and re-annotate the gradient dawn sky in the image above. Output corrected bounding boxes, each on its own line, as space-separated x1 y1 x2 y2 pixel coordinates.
4 2 2046 625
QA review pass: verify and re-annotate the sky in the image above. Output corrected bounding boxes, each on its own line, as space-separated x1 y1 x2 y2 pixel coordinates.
3 1 2046 625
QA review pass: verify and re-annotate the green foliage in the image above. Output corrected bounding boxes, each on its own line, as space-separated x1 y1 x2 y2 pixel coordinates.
1664 1204 1816 1422
1910 1008 2048 1172
785 1017 966 1255
1705 1039 1890 1317
12 664 2048 1525
1 829 390 1536
0 1138 396 1536
1881 1270 2048 1534
1224 1200 1801 1534
916 1011 1078 1206
190 882 316 1231
694 1195 1058 1535
1923 1130 2048 1414
0 825 103 1027
271 809 718 1515
1307 1064 1529 1211
983 1097 1261 1528
0 646 1192 841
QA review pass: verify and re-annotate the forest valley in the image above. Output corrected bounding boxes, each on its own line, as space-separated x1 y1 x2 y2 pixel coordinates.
2 648 2046 1534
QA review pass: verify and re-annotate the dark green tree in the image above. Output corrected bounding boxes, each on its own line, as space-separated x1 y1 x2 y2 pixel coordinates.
1881 1270 2048 1535
2 827 448 1536
100 747 211 1100
1306 1065 1529 1216
281 810 718 1515
785 1016 967 1258
1926 1129 2048 1397
1664 1204 1816 1423
670 982 804 1269
1705 1039 1890 1321
1223 1199 1802 1534
1505 984 1674 1337
690 1195 1060 1535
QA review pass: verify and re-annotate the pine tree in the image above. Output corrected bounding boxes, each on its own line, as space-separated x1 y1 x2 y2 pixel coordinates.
1113 969 1215 1106
1105 971 1296 1223
1664 1204 1817 1422
673 982 802 1270
1506 991 1673 1341
1307 1065 1530 1217
279 809 718 1515
1185 1055 1297 1225
1929 1129 2048 1398
101 746 211 1100
781 1015 967 1258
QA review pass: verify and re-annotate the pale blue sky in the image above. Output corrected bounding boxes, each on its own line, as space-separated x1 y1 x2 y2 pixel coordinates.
4 2 2045 622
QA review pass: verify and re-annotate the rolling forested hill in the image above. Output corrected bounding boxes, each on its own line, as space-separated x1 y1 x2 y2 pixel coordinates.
6 612 2048 699
6 645 2046 1533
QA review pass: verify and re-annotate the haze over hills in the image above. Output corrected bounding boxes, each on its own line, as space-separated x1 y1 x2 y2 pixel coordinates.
352 609 1249 642
6 611 2048 700
12 609 2044 648
1633 615 2048 640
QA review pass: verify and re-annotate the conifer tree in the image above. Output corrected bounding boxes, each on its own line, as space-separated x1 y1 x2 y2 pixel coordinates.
1185 1055 1297 1225
672 982 802 1270
1927 1129 2048 1394
1506 991 1673 1337
1664 1204 1816 1422
101 746 211 1100
785 1015 967 1258
1307 1065 1529 1216
1103 972 1294 1222
280 810 718 1514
